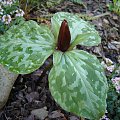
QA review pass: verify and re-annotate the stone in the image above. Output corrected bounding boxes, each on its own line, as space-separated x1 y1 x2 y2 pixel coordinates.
0 65 18 109
31 107 48 120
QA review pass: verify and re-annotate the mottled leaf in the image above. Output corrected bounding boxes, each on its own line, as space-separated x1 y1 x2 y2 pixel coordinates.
0 20 55 74
49 50 108 119
51 12 101 47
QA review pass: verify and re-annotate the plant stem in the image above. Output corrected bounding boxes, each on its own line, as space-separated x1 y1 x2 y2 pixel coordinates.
39 59 53 79
25 0 28 13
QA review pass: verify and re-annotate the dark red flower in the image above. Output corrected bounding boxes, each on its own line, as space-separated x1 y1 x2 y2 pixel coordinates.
57 19 71 52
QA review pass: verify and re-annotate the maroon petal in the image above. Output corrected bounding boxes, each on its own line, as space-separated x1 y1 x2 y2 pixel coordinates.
57 19 71 52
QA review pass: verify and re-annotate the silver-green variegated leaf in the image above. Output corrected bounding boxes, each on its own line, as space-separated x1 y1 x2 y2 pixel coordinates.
0 20 55 74
49 50 108 120
51 12 101 47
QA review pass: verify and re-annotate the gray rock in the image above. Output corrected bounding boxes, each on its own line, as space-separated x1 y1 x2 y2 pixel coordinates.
31 107 48 120
0 65 18 109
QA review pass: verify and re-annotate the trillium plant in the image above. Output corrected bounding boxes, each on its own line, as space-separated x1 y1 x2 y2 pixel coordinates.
0 12 108 119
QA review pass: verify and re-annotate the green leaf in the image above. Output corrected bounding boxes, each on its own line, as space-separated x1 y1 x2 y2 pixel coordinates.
49 50 108 119
0 20 55 74
51 12 101 47
51 16 60 43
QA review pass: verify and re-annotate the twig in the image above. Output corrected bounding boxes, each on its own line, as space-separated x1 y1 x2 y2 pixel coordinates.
76 12 110 20
90 12 110 20
28 12 110 21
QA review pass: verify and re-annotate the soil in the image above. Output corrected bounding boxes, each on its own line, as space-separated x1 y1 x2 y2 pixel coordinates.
0 0 120 120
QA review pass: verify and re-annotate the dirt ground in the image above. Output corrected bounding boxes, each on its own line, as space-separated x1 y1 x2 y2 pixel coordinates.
0 0 120 120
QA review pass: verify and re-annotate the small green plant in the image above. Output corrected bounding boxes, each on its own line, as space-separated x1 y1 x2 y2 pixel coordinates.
0 0 24 34
108 0 120 15
0 12 108 120
19 0 40 14
107 77 120 120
